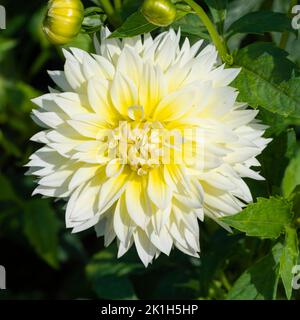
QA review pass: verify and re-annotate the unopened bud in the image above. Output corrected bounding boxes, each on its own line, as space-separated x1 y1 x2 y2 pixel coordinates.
141 0 177 27
43 0 84 45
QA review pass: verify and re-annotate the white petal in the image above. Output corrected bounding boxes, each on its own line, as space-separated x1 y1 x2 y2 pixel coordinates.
110 71 138 118
149 226 173 256
48 70 73 92
113 195 134 245
133 229 157 267
125 177 151 228
148 168 172 210
98 169 131 213
69 165 102 190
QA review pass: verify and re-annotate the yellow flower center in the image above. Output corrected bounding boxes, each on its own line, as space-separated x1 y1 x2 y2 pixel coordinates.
98 106 198 176
108 120 168 176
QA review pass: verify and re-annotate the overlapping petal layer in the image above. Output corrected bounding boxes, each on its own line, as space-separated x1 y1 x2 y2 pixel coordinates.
27 28 270 266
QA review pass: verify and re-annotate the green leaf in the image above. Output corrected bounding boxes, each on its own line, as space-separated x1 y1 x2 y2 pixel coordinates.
82 15 105 34
258 129 296 195
289 185 300 216
110 9 189 38
227 243 283 300
23 199 60 268
282 151 300 198
285 129 297 160
86 247 141 299
170 13 209 42
227 11 293 38
258 109 294 137
119 0 144 20
232 42 300 118
225 0 264 29
82 7 106 34
279 226 299 299
84 6 104 16
109 11 157 38
62 33 93 51
204 0 228 34
0 38 17 62
221 197 293 239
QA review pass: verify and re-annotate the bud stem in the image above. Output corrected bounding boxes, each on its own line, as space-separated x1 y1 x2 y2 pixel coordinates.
114 0 122 10
100 0 115 15
100 0 122 27
182 0 231 64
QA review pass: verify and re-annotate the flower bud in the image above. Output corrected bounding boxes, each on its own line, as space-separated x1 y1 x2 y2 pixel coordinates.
43 0 84 45
141 0 177 27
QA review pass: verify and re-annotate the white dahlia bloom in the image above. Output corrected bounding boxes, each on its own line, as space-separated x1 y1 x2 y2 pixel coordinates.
27 28 270 266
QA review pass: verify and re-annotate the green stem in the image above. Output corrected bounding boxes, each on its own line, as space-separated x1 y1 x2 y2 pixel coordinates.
220 271 232 291
182 0 231 64
99 0 115 16
100 0 122 28
114 0 122 10
279 32 289 49
279 0 298 49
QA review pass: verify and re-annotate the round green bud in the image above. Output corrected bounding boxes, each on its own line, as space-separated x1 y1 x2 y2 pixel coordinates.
141 0 177 27
43 0 84 45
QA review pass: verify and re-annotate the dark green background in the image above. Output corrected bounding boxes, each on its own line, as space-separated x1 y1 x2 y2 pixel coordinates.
0 0 299 300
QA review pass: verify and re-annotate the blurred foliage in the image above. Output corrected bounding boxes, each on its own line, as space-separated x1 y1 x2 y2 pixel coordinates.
0 0 300 300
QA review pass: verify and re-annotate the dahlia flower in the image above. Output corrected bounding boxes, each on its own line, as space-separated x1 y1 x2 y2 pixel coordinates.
27 28 270 266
